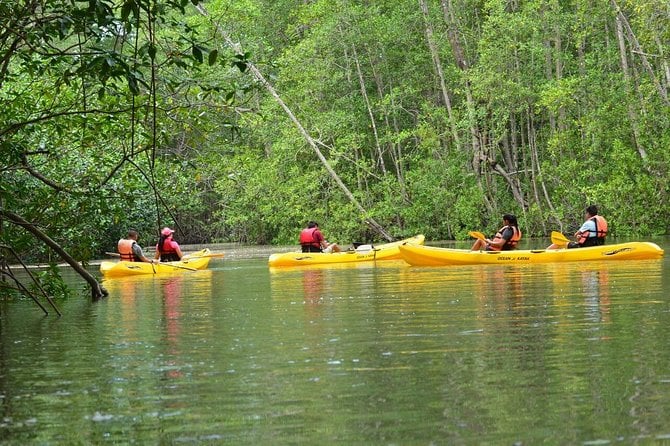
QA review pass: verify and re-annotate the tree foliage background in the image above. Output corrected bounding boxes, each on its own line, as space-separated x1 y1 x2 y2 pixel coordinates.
1 0 669 265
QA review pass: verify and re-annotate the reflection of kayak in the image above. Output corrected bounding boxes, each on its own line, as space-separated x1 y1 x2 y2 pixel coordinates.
268 235 425 267
100 249 213 277
398 242 664 266
269 259 408 274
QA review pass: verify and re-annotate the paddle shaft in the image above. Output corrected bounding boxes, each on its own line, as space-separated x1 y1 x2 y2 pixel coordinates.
157 262 197 272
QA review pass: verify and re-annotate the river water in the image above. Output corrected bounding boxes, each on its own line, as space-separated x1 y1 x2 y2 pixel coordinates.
1 239 670 444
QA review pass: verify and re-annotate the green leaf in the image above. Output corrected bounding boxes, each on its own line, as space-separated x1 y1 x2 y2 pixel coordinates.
192 45 203 63
121 2 132 21
232 61 247 73
208 49 218 66
148 43 157 60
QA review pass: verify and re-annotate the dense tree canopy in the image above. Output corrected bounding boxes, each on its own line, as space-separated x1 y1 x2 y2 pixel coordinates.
201 0 669 242
1 0 669 296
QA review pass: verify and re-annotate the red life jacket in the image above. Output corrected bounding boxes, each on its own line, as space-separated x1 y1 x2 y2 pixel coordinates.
488 225 522 251
158 238 180 262
159 239 178 255
299 227 321 249
118 239 138 261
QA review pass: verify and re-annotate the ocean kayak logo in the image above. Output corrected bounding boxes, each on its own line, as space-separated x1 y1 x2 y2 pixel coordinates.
603 247 633 256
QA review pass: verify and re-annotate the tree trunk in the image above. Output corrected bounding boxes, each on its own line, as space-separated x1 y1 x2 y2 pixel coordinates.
418 0 461 148
541 4 557 134
386 86 411 204
615 10 648 162
611 0 669 106
351 43 387 176
364 46 410 204
438 0 490 188
654 35 670 94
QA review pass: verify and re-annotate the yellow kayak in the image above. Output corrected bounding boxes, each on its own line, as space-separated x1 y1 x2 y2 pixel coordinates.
398 241 664 266
100 249 216 278
268 234 425 267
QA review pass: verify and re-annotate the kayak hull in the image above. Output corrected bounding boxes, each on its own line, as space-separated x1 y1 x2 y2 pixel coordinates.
101 249 213 278
398 242 664 266
268 235 425 267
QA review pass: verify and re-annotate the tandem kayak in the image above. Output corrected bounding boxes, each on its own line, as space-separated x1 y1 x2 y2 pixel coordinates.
100 249 219 278
398 241 664 266
268 234 425 267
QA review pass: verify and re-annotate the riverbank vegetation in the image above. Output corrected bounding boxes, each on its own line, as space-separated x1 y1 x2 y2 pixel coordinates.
2 0 669 285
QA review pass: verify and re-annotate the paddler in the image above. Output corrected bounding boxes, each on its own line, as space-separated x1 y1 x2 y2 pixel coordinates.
547 205 608 249
118 230 156 263
154 227 184 262
470 214 522 251
299 221 341 253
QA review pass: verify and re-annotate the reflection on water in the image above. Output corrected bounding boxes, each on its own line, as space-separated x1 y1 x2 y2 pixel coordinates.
1 257 670 444
103 270 214 383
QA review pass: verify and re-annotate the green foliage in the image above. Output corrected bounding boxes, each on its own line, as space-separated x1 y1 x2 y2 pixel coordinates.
29 265 72 300
0 0 248 264
203 0 669 241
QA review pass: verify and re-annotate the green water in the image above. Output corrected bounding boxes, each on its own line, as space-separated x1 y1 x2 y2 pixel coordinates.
1 243 670 444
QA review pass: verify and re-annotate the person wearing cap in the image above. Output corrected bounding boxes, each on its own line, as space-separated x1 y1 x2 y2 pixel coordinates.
155 227 184 262
118 229 155 263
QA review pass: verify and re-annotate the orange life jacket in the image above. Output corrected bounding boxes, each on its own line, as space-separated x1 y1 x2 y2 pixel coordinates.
577 215 608 244
118 239 138 261
488 225 522 251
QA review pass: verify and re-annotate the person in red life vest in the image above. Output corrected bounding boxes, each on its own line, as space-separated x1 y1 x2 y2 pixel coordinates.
155 227 184 262
299 221 341 253
548 205 608 249
118 229 155 263
470 214 522 251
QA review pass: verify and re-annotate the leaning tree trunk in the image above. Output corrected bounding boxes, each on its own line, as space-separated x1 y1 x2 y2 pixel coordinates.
418 0 461 150
0 209 108 300
611 0 669 107
614 9 648 163
195 4 394 242
351 43 387 176
439 0 495 214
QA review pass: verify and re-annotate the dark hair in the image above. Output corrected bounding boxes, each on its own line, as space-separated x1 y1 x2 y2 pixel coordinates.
126 229 139 238
503 214 518 227
307 221 318 228
157 234 168 253
586 205 598 216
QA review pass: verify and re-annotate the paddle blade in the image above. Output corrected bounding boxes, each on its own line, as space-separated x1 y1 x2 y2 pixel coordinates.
551 231 570 246
468 231 486 241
